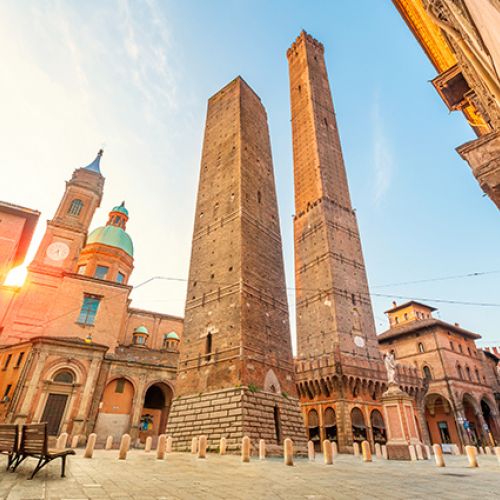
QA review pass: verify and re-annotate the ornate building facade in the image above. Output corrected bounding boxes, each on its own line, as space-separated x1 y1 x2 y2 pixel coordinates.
393 0 500 208
378 300 500 450
0 152 182 445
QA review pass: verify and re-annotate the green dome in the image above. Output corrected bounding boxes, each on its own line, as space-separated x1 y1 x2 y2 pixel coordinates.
134 325 149 334
164 331 180 341
112 204 129 217
87 225 134 256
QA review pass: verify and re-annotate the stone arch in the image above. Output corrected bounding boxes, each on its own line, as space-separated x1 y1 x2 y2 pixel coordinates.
370 409 387 444
480 396 497 438
324 406 337 442
42 358 86 385
351 406 367 443
463 393 481 445
139 381 174 443
424 393 460 447
264 369 281 394
307 408 321 449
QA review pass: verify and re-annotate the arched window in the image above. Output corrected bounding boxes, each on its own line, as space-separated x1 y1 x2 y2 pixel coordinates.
68 199 83 216
459 344 463 353
475 368 480 382
457 364 463 379
418 342 425 353
465 366 471 380
351 407 367 442
324 407 337 441
370 409 387 444
467 347 471 356
423 366 432 380
450 341 455 351
53 370 74 384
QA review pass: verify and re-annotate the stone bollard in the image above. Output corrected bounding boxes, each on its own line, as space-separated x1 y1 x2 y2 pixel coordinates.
382 444 388 460
241 436 250 463
157 434 166 460
307 441 315 461
119 434 131 460
375 442 382 458
198 435 207 459
416 444 424 460
259 439 266 460
56 432 68 451
353 442 360 457
424 445 431 459
361 440 372 462
84 433 97 459
433 444 445 467
331 441 338 458
451 444 460 456
71 435 80 448
105 436 113 450
466 445 478 467
191 437 198 455
284 438 293 466
495 446 500 464
219 437 227 455
323 439 333 465
166 436 173 453
485 446 492 455
145 436 153 453
408 445 417 461
479 446 485 455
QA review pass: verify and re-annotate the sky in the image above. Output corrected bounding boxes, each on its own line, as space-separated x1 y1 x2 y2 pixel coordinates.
1 0 499 349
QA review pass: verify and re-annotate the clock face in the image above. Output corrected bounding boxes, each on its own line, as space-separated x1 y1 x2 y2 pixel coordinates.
354 335 365 348
46 241 70 261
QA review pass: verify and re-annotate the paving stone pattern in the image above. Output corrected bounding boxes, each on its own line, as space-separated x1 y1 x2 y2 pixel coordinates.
1 450 499 499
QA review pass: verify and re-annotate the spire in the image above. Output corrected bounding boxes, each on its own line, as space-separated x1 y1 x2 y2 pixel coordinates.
83 149 103 174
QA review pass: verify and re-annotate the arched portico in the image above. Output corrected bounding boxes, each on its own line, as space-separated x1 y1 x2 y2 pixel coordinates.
424 393 460 448
139 382 173 443
463 393 481 445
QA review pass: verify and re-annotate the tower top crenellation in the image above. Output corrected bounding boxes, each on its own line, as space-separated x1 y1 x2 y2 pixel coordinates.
287 30 324 59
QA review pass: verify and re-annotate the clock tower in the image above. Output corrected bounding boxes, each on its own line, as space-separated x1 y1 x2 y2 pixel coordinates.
30 150 105 275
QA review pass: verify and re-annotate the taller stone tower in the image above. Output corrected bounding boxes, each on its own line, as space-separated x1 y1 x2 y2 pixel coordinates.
287 32 388 452
167 77 306 452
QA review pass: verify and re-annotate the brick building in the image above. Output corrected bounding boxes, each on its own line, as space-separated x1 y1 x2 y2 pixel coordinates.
166 77 306 453
378 300 500 450
0 152 182 445
287 31 424 453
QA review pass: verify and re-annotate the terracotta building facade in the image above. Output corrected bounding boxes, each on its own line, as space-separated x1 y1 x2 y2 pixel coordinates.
0 152 182 445
378 300 500 451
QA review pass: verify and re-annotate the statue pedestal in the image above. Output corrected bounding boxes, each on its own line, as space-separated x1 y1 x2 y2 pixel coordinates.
381 384 421 460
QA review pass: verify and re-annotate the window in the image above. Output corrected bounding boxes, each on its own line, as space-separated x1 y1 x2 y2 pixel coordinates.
77 265 86 275
418 343 425 353
115 379 125 393
116 272 125 284
395 317 399 325
465 366 471 380
450 341 455 351
77 295 101 325
94 265 109 280
68 199 83 216
423 366 432 380
467 347 471 356
475 369 480 382
404 313 408 320
3 384 12 398
135 336 145 345
53 370 74 384
3 354 12 370
257 191 262 204
459 344 463 353
15 352 24 367
457 364 463 379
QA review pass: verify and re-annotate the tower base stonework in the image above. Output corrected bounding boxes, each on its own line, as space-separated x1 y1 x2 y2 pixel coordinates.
166 387 307 454
382 385 422 460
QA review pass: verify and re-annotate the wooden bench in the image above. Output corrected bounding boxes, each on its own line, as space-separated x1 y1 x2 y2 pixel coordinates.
0 424 19 470
12 423 75 479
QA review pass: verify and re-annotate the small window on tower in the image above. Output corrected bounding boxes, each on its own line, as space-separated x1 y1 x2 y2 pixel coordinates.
77 265 86 275
117 272 125 284
77 295 101 325
68 199 83 216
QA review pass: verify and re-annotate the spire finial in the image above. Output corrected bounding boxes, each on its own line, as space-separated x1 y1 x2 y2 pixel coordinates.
83 149 103 174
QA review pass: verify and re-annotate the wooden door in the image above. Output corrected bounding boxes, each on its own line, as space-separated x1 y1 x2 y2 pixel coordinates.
41 393 68 435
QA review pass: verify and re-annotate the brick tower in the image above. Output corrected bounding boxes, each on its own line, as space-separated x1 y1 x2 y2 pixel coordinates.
167 77 306 453
287 32 390 452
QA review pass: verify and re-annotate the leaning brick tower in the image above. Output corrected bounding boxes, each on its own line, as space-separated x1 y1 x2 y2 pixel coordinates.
287 32 389 452
166 77 306 453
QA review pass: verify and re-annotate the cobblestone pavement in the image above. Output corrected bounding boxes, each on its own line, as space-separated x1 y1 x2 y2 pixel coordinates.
1 450 499 500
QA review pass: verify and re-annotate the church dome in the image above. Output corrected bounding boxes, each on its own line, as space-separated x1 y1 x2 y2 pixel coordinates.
164 331 180 341
111 204 129 217
87 225 134 256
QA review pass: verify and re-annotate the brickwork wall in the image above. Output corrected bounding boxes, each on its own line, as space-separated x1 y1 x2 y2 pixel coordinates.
287 32 380 361
0 211 27 284
167 387 307 453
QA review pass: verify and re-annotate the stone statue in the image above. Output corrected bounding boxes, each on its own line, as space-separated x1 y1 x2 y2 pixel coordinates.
384 352 397 386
